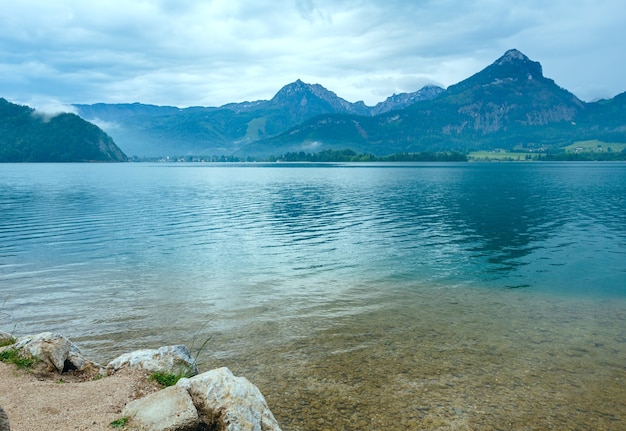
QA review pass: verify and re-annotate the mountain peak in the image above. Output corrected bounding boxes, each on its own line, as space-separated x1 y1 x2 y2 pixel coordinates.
495 49 530 65
490 49 543 79
371 85 445 115
272 79 316 100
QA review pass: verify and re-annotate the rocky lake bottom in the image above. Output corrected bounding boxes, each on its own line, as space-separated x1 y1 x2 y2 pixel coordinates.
67 284 625 431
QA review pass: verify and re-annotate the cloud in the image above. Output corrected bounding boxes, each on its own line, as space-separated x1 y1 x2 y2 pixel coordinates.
87 117 122 131
0 0 624 107
24 97 79 116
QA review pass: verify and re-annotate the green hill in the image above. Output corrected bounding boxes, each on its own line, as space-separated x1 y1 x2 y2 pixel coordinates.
0 98 127 162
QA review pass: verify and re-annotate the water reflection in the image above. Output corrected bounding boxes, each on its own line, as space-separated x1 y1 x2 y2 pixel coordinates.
0 162 625 345
1 162 625 430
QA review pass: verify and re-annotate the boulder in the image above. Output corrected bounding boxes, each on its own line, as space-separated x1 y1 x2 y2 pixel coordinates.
13 332 94 373
122 367 282 431
123 385 199 431
183 367 282 431
107 345 198 376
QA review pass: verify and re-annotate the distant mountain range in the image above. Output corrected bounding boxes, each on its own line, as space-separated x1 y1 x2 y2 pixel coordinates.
74 81 445 157
0 98 127 162
74 49 626 159
4 49 625 161
245 49 626 157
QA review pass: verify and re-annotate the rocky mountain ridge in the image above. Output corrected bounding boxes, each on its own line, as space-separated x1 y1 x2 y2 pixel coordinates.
251 49 624 156
74 81 445 157
71 49 626 158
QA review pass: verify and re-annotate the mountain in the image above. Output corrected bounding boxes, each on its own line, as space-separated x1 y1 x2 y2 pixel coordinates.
0 98 127 162
369 85 445 115
576 91 626 142
256 49 618 156
74 81 444 157
72 49 625 158
267 79 371 116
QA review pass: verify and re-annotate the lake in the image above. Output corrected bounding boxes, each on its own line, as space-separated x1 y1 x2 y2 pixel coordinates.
1 162 625 429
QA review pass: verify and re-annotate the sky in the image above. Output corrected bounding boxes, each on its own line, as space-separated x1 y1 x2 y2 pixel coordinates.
1 0 625 113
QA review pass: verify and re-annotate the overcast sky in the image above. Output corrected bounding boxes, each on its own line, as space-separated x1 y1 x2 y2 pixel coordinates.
1 0 624 112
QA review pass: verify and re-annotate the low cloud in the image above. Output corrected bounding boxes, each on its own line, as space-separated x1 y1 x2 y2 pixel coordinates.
88 117 121 131
20 97 79 121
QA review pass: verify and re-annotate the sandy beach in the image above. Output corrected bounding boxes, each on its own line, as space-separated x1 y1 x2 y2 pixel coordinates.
0 361 160 431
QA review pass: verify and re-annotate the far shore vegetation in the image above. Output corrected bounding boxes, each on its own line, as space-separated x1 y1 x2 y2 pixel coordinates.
129 141 626 164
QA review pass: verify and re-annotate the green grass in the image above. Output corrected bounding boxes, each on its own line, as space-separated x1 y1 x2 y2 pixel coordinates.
0 347 36 369
563 140 626 153
0 337 16 347
189 333 212 368
147 329 213 388
149 371 190 387
245 117 267 140
109 417 129 428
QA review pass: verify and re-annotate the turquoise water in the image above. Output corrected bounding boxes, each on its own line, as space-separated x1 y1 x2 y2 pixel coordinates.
1 162 625 429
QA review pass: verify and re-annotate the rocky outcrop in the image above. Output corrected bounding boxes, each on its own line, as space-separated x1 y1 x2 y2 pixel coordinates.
106 345 198 377
1 331 282 431
11 332 95 373
124 367 282 431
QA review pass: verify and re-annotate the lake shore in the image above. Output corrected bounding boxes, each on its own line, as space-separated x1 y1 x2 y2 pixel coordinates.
0 361 160 431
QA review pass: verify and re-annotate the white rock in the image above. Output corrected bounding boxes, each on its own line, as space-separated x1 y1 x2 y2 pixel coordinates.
186 367 282 431
14 332 93 373
123 385 199 431
107 345 198 376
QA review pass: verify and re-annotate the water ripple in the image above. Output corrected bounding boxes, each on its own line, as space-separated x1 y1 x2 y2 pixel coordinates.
0 162 625 350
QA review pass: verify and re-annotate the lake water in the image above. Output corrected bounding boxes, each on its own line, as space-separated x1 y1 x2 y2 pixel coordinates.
1 162 625 429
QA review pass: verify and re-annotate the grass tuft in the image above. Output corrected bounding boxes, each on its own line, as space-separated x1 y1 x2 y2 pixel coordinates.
189 320 213 368
0 337 16 348
0 347 36 369
109 417 129 428
149 371 190 387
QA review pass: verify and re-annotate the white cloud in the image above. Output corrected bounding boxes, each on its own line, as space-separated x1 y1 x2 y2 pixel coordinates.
23 97 79 121
0 0 624 107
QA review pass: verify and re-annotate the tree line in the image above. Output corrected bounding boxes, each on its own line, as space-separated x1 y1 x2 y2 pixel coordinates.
267 149 468 162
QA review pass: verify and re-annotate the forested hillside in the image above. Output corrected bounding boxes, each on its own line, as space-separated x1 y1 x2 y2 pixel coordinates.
0 98 127 162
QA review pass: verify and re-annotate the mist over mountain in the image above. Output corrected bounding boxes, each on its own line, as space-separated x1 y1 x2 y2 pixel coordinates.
74 81 445 157
0 98 127 162
71 49 625 158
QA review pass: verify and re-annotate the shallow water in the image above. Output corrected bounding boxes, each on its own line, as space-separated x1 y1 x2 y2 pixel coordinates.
1 162 625 429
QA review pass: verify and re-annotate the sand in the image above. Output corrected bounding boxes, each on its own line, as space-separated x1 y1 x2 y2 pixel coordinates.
0 361 160 431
